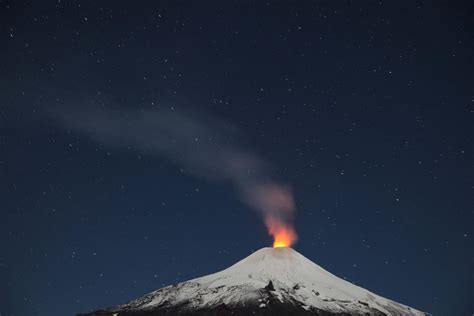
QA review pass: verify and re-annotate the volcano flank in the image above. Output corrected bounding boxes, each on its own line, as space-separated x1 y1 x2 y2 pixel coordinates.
79 247 428 316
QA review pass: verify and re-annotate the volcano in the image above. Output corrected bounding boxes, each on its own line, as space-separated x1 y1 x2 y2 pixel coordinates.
79 247 428 315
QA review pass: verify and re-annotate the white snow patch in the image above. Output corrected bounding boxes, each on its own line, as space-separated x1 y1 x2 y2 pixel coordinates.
117 247 427 316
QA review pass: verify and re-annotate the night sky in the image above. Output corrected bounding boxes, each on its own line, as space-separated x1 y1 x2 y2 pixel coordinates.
1 1 473 315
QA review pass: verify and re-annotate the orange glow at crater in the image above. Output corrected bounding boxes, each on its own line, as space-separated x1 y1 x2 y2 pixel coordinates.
266 216 297 248
272 228 297 248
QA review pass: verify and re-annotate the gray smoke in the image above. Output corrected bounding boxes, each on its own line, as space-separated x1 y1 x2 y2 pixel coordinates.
52 106 297 243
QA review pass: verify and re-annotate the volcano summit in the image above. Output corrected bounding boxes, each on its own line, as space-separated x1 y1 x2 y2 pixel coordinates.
80 247 428 315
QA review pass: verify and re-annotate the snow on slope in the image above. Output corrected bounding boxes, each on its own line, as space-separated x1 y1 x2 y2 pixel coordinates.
120 247 427 315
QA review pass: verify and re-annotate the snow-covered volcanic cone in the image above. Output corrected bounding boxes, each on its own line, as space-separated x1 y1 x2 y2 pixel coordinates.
80 247 428 315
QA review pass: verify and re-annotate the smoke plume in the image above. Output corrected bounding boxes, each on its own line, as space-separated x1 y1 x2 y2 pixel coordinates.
53 106 297 245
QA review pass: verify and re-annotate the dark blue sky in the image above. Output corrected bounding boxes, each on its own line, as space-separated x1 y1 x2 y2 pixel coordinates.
1 1 473 315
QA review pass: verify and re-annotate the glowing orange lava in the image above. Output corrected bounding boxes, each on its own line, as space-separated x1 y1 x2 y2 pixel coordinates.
272 228 297 248
266 216 297 248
